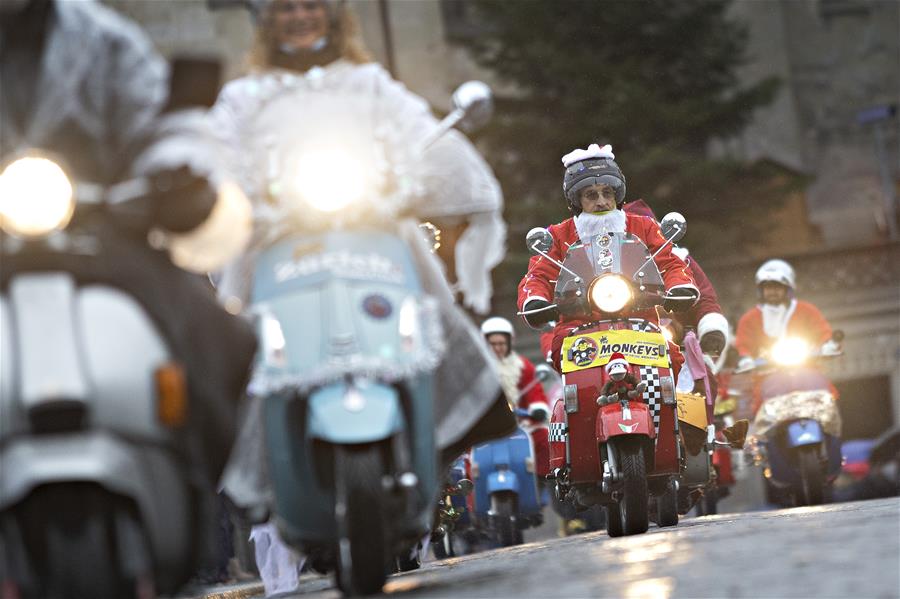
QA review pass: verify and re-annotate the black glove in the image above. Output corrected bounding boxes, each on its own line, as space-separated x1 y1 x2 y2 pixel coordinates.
662 287 699 312
522 299 558 329
699 330 726 356
150 166 218 233
529 406 549 422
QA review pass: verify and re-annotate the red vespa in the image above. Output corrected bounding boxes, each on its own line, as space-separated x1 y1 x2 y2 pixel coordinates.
524 214 688 536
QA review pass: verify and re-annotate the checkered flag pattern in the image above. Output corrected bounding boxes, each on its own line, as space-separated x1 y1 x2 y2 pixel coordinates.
638 364 663 437
548 422 567 443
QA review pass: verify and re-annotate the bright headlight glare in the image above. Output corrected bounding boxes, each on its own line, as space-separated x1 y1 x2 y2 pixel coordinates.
770 337 810 366
0 157 74 237
589 274 632 313
661 326 675 343
292 151 366 213
398 296 419 343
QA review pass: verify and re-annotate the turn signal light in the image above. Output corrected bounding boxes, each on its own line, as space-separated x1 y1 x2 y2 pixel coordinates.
156 363 187 427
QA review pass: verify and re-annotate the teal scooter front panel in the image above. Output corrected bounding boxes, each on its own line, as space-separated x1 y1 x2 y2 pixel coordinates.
307 381 404 444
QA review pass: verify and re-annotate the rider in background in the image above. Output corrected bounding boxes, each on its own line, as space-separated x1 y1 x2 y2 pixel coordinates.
482 316 551 476
734 259 837 415
735 259 833 364
213 0 505 315
517 143 699 373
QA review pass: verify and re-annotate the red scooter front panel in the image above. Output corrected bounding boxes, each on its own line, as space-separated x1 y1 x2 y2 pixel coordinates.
596 401 655 441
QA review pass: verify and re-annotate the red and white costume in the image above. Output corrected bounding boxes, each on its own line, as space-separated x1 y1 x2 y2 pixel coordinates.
735 299 832 358
517 210 698 372
497 352 551 477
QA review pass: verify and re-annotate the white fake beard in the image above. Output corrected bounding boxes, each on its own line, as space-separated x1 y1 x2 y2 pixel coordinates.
760 299 797 339
497 352 524 409
574 209 627 241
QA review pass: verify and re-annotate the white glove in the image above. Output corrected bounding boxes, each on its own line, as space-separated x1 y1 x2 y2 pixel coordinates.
821 339 842 356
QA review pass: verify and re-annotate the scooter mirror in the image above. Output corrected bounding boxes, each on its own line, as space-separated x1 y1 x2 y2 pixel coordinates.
455 479 474 495
526 227 553 256
451 81 493 132
660 212 687 243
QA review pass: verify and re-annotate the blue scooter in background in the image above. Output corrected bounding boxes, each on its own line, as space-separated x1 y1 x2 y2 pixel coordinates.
470 408 544 547
742 333 844 506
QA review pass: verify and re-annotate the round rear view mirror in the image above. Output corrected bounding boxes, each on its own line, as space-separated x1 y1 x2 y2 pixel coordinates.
526 227 553 256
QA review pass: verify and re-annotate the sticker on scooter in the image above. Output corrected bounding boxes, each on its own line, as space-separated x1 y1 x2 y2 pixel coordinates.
618 422 639 433
362 294 393 319
568 337 599 367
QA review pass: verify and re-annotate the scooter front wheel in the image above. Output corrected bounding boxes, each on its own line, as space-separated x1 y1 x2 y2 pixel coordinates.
334 445 388 596
796 446 825 506
618 439 650 536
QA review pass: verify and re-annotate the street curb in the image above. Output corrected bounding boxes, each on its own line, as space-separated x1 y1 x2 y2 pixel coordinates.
198 581 265 599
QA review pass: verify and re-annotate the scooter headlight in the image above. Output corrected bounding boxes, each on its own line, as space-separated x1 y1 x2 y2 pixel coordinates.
0 157 74 238
288 150 368 214
588 274 633 313
770 337 810 366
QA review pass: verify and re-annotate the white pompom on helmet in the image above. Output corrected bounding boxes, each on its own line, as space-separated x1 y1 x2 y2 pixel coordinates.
481 316 514 339
755 259 796 290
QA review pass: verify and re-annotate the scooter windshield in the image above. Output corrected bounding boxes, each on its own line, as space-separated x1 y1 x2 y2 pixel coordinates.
554 232 665 317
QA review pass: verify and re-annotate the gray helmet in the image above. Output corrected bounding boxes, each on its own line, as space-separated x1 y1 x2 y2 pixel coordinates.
563 157 626 214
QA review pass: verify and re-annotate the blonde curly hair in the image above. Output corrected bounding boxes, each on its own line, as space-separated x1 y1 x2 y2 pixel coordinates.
246 0 372 71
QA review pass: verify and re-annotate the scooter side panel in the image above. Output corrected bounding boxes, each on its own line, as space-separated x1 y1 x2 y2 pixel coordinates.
565 365 604 483
307 381 405 444
0 294 26 438
77 286 173 440
0 432 192 571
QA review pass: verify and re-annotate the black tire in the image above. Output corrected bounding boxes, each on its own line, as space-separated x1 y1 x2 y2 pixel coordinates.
605 503 624 538
432 532 455 559
796 447 825 506
394 550 420 573
657 480 679 527
702 487 719 515
491 492 519 547
619 440 650 535
334 446 387 596
14 484 152 599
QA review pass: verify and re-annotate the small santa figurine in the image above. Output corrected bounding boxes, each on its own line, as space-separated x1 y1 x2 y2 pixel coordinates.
596 353 647 405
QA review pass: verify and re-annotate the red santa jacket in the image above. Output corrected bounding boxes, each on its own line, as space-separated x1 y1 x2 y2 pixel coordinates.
624 201 728 341
735 300 832 358
518 212 697 368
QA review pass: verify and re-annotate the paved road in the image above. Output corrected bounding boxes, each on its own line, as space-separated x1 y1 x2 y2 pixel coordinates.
246 498 899 599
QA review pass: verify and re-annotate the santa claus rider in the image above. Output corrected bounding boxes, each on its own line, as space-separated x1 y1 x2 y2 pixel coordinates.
482 316 552 476
735 258 836 366
517 143 700 373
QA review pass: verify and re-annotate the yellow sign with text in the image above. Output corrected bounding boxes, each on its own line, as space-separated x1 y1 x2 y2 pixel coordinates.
560 329 670 373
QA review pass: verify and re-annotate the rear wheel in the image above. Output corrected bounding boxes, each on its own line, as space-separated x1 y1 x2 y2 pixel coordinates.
490 492 520 547
656 479 679 527
618 440 650 536
334 446 388 596
796 447 825 506
701 486 719 515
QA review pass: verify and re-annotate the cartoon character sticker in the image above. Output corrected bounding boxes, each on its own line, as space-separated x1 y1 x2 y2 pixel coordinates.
568 337 599 367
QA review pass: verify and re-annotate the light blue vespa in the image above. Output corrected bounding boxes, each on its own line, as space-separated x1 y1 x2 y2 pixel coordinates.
250 229 440 593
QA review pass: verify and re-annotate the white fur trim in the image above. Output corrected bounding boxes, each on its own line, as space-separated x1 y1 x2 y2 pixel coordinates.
697 312 729 344
528 402 551 416
562 143 615 167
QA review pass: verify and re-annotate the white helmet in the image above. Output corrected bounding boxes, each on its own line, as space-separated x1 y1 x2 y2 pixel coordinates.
755 259 795 290
481 316 514 339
